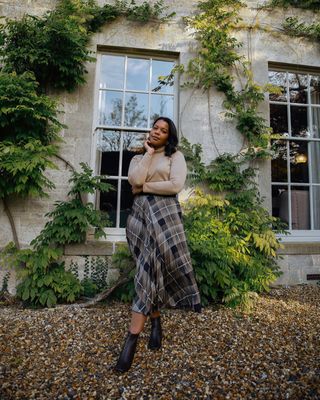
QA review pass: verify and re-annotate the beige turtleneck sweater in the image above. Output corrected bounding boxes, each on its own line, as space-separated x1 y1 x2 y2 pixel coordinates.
128 146 187 195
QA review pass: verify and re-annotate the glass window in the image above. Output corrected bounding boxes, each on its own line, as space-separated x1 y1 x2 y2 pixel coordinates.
95 53 176 229
270 69 320 231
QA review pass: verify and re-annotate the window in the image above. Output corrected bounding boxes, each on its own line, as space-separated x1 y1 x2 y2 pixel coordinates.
94 52 176 231
269 69 320 233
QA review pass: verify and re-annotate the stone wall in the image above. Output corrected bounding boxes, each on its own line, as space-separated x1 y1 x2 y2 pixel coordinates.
1 0 320 290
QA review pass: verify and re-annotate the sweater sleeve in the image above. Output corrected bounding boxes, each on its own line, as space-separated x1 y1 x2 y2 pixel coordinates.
128 153 153 186
142 151 187 195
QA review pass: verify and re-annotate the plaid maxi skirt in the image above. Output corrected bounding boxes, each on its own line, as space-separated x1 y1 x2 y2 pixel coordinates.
126 194 201 316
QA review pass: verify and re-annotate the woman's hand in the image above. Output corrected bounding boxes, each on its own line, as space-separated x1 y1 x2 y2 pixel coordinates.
132 185 143 195
144 140 155 155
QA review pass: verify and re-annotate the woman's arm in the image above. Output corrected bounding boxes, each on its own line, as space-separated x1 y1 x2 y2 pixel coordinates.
142 151 187 195
128 153 153 186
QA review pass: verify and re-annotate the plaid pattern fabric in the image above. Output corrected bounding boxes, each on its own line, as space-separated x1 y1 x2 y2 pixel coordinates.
126 194 201 316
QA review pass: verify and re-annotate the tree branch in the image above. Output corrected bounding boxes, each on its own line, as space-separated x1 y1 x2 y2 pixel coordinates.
2 197 20 250
54 154 76 172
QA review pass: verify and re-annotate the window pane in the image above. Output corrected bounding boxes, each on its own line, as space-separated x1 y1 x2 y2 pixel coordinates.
120 179 134 228
100 55 125 90
288 73 308 104
291 187 310 230
99 91 122 126
97 130 120 176
271 139 288 182
151 60 175 93
311 107 320 138
310 75 320 105
126 58 149 91
269 71 287 102
270 104 288 135
150 94 174 126
122 132 145 176
124 93 148 128
100 179 118 227
272 185 289 229
290 106 308 137
310 142 320 183
312 186 320 229
290 141 309 183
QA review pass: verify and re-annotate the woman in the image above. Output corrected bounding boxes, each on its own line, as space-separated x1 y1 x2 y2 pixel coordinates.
114 117 201 373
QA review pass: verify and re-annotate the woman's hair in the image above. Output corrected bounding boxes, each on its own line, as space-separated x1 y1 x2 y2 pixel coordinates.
153 116 178 157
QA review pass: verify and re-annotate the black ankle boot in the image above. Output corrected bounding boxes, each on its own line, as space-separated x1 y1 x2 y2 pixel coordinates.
148 316 162 350
114 331 139 373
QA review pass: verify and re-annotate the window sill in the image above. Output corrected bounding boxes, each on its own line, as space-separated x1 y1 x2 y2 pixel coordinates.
277 231 320 244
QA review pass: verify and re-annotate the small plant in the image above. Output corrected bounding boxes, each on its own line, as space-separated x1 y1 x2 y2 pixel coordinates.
8 163 113 307
81 277 98 298
110 244 136 303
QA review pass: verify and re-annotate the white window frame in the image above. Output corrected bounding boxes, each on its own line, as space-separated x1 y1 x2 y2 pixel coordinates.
269 65 320 243
90 48 179 240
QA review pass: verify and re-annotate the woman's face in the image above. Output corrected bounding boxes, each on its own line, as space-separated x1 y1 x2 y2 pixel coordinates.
148 119 169 148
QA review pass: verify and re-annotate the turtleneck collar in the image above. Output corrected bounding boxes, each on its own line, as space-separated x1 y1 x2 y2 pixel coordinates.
154 146 165 154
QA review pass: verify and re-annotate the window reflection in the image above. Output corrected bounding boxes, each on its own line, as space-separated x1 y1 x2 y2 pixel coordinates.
126 58 149 91
290 141 309 183
269 104 288 135
271 140 288 182
122 132 145 176
151 60 175 93
99 91 122 126
124 93 148 128
120 180 134 228
100 55 125 90
291 186 310 230
288 73 308 104
272 185 289 229
100 179 118 227
150 95 174 126
269 71 287 102
310 75 320 104
97 130 120 176
290 106 308 137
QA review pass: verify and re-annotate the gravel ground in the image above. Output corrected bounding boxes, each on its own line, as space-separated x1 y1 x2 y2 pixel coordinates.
0 285 320 400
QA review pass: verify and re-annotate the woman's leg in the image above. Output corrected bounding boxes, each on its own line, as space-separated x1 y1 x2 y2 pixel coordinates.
148 310 162 350
129 311 147 334
114 311 147 372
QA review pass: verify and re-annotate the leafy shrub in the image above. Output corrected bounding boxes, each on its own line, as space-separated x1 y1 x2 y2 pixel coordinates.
15 247 82 307
81 277 98 298
0 140 58 198
0 11 92 91
0 72 63 144
31 163 113 249
183 189 283 309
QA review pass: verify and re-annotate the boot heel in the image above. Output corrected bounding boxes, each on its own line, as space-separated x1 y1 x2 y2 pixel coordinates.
114 331 139 373
148 316 162 350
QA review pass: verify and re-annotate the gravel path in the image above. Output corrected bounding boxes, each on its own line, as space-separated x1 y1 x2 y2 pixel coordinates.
1 285 320 400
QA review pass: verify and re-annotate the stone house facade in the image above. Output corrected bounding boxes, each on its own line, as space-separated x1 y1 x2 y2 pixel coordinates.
1 0 320 291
